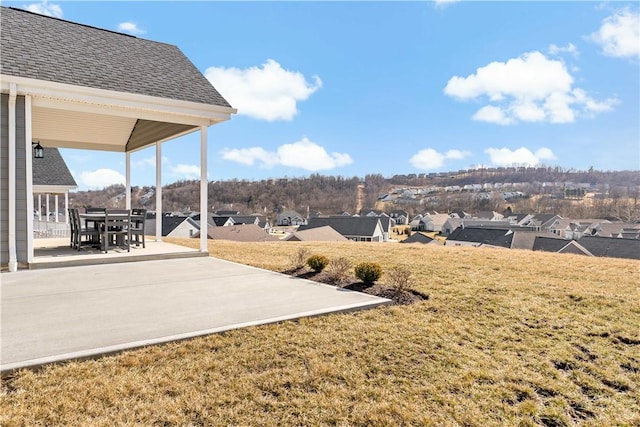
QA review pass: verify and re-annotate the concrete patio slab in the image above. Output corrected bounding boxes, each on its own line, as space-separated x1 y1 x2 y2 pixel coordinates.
1 257 390 374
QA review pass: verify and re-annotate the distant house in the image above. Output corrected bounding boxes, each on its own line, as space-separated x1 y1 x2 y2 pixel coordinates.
532 236 640 260
449 210 471 219
389 209 410 225
473 211 504 221
298 216 384 242
284 225 348 242
211 214 271 230
276 210 306 226
577 236 640 260
419 213 451 233
32 147 77 224
145 214 200 238
445 227 515 248
586 221 640 238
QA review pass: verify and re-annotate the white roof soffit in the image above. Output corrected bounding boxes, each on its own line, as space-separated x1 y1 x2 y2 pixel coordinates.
3 74 237 152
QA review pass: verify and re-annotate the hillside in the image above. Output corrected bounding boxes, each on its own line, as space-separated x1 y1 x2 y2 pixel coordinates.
68 168 640 221
2 241 638 426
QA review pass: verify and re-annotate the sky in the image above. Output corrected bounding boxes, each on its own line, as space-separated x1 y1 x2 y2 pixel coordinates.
7 0 640 190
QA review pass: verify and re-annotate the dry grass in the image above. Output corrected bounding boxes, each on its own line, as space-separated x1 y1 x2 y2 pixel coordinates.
2 239 639 426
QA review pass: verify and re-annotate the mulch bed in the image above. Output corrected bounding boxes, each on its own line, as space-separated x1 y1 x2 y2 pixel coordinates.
283 267 429 306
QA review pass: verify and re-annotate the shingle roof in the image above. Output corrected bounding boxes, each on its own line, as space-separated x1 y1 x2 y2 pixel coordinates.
0 7 231 108
298 216 381 238
577 236 640 260
532 236 571 253
401 232 434 244
32 147 77 187
446 227 514 248
285 226 348 242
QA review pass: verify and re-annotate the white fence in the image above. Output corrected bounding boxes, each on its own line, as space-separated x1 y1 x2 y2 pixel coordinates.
33 220 70 238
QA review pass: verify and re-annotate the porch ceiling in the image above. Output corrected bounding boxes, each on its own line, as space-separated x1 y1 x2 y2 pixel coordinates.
32 106 199 153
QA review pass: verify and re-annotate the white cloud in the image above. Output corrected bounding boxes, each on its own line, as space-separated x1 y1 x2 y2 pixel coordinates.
24 0 62 18
133 155 169 168
588 8 640 58
79 169 125 189
168 164 201 180
485 147 557 167
548 43 579 57
222 137 352 172
409 148 471 170
472 105 514 125
221 147 278 167
434 0 460 8
205 59 322 121
117 22 146 36
444 51 617 125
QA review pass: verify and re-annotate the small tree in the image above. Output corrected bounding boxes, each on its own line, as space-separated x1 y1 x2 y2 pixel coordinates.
291 247 311 269
325 257 352 285
355 262 383 286
387 266 414 293
307 254 329 273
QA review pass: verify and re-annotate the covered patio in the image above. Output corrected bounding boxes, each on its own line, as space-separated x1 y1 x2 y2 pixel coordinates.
31 237 207 270
1 7 236 271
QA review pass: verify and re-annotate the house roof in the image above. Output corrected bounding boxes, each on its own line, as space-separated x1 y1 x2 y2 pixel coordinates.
577 236 640 260
1 7 234 153
1 7 230 108
144 215 198 237
285 226 348 242
401 232 434 244
446 227 515 248
298 216 382 238
211 216 233 227
32 147 77 187
510 231 560 250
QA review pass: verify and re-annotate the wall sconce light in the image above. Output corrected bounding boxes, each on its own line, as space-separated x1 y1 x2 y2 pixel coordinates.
32 141 44 159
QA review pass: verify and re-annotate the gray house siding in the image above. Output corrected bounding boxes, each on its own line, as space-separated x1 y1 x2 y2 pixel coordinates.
1 94 29 265
1 94 8 263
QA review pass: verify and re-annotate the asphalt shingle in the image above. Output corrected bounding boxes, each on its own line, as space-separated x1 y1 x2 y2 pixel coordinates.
0 7 231 108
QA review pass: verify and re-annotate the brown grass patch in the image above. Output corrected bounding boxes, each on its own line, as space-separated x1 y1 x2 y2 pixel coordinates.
2 239 639 426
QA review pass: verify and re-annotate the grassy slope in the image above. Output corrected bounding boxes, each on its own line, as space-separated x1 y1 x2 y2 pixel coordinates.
2 240 639 426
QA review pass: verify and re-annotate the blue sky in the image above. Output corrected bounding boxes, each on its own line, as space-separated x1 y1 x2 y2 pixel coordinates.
10 1 640 190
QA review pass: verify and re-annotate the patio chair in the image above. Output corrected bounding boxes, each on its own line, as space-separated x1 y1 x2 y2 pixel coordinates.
68 208 76 248
130 208 147 248
70 208 100 251
101 209 131 253
84 207 105 231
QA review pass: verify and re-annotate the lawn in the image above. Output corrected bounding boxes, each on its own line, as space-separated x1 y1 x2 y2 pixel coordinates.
1 240 639 426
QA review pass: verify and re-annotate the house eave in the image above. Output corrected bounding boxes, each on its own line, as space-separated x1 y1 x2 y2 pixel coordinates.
1 74 237 125
33 184 77 193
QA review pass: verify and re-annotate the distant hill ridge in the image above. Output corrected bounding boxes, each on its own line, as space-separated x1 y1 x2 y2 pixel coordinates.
68 168 640 221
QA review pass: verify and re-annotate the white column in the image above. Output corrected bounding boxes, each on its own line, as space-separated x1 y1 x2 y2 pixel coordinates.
155 142 162 242
199 125 208 253
64 192 69 225
54 194 59 222
46 194 50 222
125 151 131 209
25 95 34 263
7 83 17 271
38 194 42 220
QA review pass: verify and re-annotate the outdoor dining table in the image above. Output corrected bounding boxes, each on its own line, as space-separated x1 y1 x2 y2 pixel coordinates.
79 211 145 248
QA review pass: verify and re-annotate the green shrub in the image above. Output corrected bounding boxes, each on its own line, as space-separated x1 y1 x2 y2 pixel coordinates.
325 257 352 285
355 262 383 285
307 254 329 272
